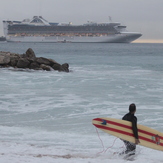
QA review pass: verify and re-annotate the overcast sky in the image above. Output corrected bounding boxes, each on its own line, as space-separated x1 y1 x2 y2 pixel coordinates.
0 0 163 42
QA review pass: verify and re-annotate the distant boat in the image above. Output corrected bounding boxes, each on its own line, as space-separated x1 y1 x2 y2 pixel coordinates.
3 16 142 43
0 36 6 42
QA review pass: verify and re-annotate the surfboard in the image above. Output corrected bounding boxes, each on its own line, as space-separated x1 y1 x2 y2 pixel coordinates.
92 117 163 151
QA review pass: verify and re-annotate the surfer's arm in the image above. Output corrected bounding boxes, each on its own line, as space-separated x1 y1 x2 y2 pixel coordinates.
132 118 140 144
132 121 140 144
131 118 139 140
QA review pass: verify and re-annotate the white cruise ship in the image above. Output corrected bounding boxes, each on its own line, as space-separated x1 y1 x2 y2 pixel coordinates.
3 16 142 43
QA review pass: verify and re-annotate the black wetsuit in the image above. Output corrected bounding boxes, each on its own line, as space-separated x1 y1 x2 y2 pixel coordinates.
121 112 139 154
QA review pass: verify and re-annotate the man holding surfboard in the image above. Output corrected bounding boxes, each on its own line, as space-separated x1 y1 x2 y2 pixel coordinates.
93 104 163 154
120 103 140 155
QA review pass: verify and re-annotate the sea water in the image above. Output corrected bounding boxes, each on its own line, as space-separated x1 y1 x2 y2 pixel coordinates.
0 42 163 163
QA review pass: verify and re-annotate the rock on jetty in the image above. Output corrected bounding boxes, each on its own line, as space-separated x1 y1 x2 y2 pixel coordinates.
0 48 69 72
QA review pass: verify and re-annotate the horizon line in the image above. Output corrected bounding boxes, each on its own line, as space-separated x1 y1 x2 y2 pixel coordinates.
133 39 163 43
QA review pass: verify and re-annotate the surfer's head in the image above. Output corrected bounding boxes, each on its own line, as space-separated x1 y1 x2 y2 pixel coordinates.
129 103 136 113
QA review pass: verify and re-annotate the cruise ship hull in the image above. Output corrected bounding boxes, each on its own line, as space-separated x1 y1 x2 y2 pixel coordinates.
6 33 142 43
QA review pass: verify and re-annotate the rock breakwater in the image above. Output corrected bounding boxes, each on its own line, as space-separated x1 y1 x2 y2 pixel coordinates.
0 48 69 72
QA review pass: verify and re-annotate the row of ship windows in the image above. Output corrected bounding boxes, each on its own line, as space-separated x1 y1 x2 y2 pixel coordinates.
9 26 115 31
8 30 116 33
8 33 118 37
8 32 116 35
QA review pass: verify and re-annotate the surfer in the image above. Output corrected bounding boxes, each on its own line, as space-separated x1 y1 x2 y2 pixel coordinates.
120 103 140 156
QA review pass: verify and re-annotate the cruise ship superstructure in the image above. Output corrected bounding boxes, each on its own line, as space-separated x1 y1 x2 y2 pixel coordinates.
3 16 142 43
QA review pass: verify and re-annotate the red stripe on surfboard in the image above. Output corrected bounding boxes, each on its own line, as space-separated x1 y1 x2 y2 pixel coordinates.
94 124 163 147
138 128 163 139
94 118 132 130
94 123 134 137
93 118 163 140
